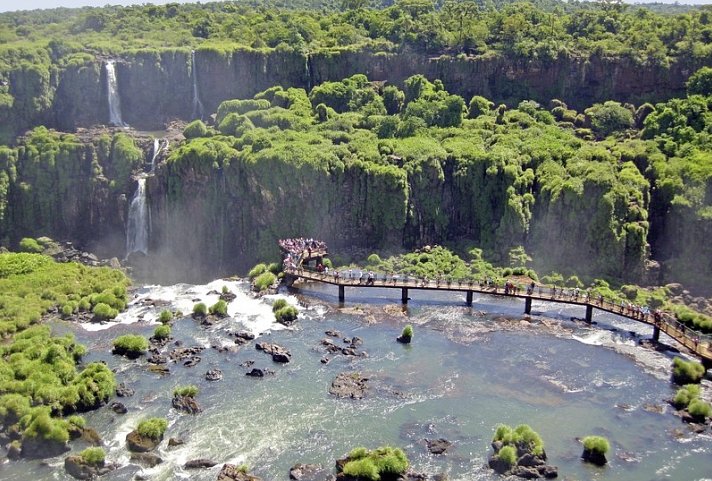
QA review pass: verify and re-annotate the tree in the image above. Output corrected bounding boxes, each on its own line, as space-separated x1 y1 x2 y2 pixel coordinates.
687 67 712 97
584 101 634 138
383 86 405 115
508 246 531 268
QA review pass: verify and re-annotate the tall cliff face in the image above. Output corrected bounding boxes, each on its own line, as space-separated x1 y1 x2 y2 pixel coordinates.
1 48 705 142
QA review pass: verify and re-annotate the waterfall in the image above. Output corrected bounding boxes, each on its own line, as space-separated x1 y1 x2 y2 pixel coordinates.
305 54 312 92
191 50 204 120
126 177 149 257
106 60 127 127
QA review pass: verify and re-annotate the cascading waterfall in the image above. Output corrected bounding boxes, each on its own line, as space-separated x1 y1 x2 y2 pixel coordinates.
305 54 312 92
126 177 149 257
149 138 168 173
105 60 127 127
191 50 205 120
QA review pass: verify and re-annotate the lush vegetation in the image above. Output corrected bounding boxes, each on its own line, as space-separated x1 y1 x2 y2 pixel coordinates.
493 424 545 457
582 436 610 456
253 271 277 292
153 324 171 340
136 417 168 440
341 446 409 481
209 299 228 316
112 334 149 357
401 324 414 340
79 447 105 466
158 310 173 324
671 357 706 385
192 302 207 317
173 385 198 397
672 384 701 409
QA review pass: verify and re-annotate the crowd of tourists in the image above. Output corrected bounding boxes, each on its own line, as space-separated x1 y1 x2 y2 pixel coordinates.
280 238 328 270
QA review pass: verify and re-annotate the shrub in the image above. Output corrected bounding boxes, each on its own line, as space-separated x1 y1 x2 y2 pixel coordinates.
136 418 168 440
61 304 74 317
92 302 118 321
173 385 198 397
153 324 171 340
342 446 408 481
367 253 381 265
582 436 610 455
248 263 267 279
209 300 228 316
267 262 281 274
497 445 517 467
688 399 712 419
401 325 414 340
183 119 208 139
221 285 229 294
274 305 298 324
493 424 544 456
67 415 85 429
253 272 276 292
272 299 288 312
112 334 149 357
672 384 700 408
158 310 173 324
343 458 379 480
672 357 706 385
79 447 105 466
193 302 207 317
19 237 43 253
21 407 70 443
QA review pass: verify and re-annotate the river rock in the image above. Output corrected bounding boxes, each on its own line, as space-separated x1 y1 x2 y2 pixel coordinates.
581 447 607 466
329 372 369 399
234 331 256 346
110 402 128 414
220 290 237 303
256 342 291 363
130 452 163 467
246 368 265 377
116 383 135 397
426 438 452 454
6 441 21 460
325 329 342 338
64 455 116 480
20 436 70 459
185 458 218 469
216 463 263 481
126 430 161 452
168 437 185 447
206 368 223 381
289 463 324 480
184 356 202 367
172 395 202 414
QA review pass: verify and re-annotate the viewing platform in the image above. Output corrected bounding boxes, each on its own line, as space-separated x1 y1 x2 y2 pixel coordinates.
283 265 712 366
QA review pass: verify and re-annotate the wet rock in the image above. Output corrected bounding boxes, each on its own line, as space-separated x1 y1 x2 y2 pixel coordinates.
79 428 102 446
169 346 205 363
256 342 291 363
220 291 237 303
147 354 168 364
126 430 161 452
7 441 21 460
582 447 607 466
147 365 170 375
206 369 223 381
130 452 163 467
289 463 324 480
234 331 256 346
426 438 452 455
240 360 255 368
168 437 185 447
329 372 369 399
643 403 665 414
183 356 202 367
20 436 70 459
349 336 363 348
396 334 412 344
217 463 263 481
320 356 330 364
185 458 218 469
172 395 202 414
116 383 135 397
325 330 342 338
246 368 265 377
64 454 116 480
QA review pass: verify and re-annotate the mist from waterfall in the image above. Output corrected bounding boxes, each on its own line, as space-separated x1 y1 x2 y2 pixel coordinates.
105 60 127 127
126 177 149 257
191 50 205 120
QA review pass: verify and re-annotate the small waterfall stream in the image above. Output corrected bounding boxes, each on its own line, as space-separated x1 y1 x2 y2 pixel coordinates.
191 50 205 120
105 60 127 127
305 54 312 92
126 177 149 257
149 138 168 173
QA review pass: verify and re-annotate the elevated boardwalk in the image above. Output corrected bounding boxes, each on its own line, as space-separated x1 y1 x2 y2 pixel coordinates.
284 266 712 366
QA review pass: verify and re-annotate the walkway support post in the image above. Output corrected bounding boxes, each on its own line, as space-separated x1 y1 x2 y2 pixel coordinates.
401 288 408 304
652 325 660 342
338 285 345 303
585 305 593 324
466 290 473 306
524 297 532 315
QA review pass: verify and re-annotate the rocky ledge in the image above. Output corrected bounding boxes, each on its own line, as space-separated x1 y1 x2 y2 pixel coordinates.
172 394 202 414
255 342 291 363
217 463 262 481
64 455 116 480
126 430 161 453
329 372 369 399
488 441 558 479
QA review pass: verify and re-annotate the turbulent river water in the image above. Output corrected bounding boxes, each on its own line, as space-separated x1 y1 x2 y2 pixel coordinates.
2 279 711 481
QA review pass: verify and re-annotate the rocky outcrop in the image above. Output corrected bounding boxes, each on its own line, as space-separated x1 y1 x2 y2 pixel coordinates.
256 342 291 363
329 372 369 399
185 458 218 469
289 463 325 480
206 368 223 381
126 430 161 453
426 438 452 455
64 455 116 480
488 441 558 479
581 448 607 467
20 436 70 459
172 395 202 414
217 464 262 481
130 452 163 467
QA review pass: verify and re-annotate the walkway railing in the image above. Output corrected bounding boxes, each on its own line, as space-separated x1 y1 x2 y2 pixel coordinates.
284 266 712 364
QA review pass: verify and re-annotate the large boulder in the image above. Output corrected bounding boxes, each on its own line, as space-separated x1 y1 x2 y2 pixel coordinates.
126 430 161 452
172 395 203 414
130 452 163 467
216 463 262 481
20 436 70 459
329 372 369 399
255 342 292 363
581 448 607 466
64 455 116 480
289 463 324 480
185 458 218 469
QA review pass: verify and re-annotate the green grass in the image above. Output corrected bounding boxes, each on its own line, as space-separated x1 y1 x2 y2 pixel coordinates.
112 334 149 356
173 385 198 397
493 424 545 457
79 447 105 466
672 384 701 408
672 357 706 385
158 310 173 324
688 399 712 419
497 445 517 467
342 446 408 481
19 237 43 253
272 299 288 312
248 263 267 279
193 302 207 316
153 324 171 340
209 300 228 316
253 272 276 292
136 418 168 440
274 305 298 324
582 436 610 455
401 324 414 340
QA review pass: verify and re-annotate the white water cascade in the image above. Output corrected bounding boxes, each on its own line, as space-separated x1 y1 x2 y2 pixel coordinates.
149 138 168 173
105 60 127 127
191 50 205 120
305 54 312 92
126 177 149 257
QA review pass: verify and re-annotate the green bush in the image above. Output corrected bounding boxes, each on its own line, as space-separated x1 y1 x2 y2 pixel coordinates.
183 119 208 139
367 253 381 265
672 357 706 385
112 334 149 356
274 305 298 324
493 424 544 456
21 407 70 443
248 263 267 279
173 385 198 397
672 384 700 408
67 415 85 429
342 446 408 481
497 445 517 467
193 302 207 316
401 324 414 340
19 237 43 253
688 399 712 419
79 447 105 466
209 300 228 316
253 272 276 292
158 310 173 324
267 262 281 274
153 324 171 340
92 302 118 321
136 418 168 440
582 436 610 455
272 299 288 312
